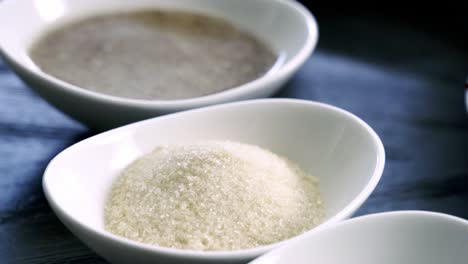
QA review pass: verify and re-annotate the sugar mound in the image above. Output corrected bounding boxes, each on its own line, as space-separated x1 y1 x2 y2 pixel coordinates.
105 141 324 251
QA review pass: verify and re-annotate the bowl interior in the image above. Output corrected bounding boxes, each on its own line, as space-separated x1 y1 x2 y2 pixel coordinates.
43 99 384 253
1 0 314 75
250 211 468 264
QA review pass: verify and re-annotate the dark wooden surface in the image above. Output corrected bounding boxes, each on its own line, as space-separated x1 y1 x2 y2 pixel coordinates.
1 9 467 264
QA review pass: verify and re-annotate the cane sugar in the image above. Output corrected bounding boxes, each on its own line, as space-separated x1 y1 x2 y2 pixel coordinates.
105 141 324 251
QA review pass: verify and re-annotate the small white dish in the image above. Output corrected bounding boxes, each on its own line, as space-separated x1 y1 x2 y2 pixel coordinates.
250 211 468 264
0 0 318 130
43 99 385 264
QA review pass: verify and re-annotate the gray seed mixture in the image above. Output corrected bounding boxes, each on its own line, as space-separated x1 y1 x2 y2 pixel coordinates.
30 10 277 100
104 141 324 251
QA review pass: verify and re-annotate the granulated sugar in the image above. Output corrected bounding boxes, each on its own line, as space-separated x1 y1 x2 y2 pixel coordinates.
105 141 324 251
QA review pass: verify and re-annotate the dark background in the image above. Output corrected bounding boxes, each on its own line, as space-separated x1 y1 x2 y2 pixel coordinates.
1 3 467 263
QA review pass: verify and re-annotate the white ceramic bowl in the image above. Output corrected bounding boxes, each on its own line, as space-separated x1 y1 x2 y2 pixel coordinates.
0 0 318 130
250 211 468 264
43 99 385 264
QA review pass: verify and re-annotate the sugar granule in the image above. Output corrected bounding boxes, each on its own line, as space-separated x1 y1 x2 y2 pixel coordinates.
105 141 324 251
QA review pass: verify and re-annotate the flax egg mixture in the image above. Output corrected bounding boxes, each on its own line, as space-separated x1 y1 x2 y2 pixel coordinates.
29 10 278 100
105 141 324 251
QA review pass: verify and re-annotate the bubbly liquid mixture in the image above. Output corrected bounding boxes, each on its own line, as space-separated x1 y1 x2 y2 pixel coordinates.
30 10 277 100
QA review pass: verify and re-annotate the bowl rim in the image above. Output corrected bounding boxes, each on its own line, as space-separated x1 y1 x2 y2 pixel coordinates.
250 210 468 263
42 98 386 260
0 0 318 110
464 77 467 113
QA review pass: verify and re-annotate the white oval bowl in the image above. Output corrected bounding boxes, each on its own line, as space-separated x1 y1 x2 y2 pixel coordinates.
250 211 468 264
0 0 318 130
43 99 385 264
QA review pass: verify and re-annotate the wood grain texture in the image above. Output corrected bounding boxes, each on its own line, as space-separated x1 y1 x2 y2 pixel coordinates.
0 10 467 264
